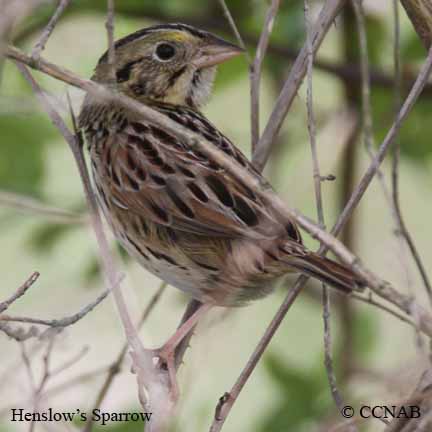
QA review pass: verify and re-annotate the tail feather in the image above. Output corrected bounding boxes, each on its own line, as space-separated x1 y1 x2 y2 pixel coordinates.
287 252 365 294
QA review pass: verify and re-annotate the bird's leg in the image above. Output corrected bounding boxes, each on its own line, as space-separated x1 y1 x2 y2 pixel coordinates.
174 299 203 369
153 302 211 398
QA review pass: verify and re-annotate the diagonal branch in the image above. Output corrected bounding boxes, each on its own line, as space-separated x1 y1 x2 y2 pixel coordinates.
250 0 280 151
30 0 71 60
253 0 347 170
304 1 352 425
0 190 86 224
0 272 40 314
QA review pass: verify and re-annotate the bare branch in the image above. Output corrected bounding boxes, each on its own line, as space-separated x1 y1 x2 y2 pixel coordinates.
83 283 166 432
217 0 250 61
0 286 111 328
253 0 347 170
304 2 354 425
304 0 350 424
250 0 280 151
392 2 432 304
105 0 116 86
350 293 415 327
0 272 40 314
209 277 306 431
0 190 86 224
31 0 71 60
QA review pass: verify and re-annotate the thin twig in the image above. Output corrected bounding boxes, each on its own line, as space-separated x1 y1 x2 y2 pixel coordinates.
50 345 89 377
250 0 280 151
209 277 306 431
254 0 347 170
83 282 166 432
31 0 71 60
351 0 417 307
0 190 86 224
350 293 415 327
31 337 56 432
105 0 116 86
217 0 250 61
304 0 350 424
0 286 111 328
0 272 40 313
390 1 432 304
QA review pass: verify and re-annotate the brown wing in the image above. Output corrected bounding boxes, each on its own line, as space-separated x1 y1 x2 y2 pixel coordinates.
99 104 301 242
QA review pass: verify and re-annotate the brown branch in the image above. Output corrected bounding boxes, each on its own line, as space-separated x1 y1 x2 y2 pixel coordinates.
0 286 111 328
393 3 432 303
105 0 116 86
350 293 415 327
29 336 56 432
30 0 70 60
83 283 166 432
216 0 250 59
304 0 357 426
0 190 86 224
250 0 280 151
253 0 347 170
304 0 350 423
0 272 39 314
209 277 306 432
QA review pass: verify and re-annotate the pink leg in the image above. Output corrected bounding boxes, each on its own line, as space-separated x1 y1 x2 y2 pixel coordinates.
153 303 211 398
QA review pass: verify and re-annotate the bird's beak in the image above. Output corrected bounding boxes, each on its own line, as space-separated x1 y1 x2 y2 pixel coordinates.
194 38 244 69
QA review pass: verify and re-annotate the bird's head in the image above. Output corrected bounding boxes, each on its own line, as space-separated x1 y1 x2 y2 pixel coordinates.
94 23 243 110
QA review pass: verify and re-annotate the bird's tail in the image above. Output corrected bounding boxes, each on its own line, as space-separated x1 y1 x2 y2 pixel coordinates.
285 252 365 294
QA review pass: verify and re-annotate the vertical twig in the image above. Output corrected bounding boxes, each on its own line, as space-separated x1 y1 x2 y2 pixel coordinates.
31 0 71 60
254 0 347 171
304 1 352 426
83 283 166 432
353 0 432 304
390 1 432 304
29 336 56 432
250 0 280 152
105 0 116 86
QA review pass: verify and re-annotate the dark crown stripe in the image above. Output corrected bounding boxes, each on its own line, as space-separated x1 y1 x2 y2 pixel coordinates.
98 23 206 64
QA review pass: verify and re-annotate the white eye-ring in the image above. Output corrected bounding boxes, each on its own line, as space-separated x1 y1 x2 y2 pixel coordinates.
154 42 176 61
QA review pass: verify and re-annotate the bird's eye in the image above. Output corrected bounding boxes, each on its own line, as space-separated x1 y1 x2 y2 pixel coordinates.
155 43 176 61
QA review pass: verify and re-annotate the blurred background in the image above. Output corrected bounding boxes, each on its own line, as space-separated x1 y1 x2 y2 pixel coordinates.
1 0 432 431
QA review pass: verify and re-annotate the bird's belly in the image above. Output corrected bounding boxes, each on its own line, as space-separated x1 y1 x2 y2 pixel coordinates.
93 179 282 306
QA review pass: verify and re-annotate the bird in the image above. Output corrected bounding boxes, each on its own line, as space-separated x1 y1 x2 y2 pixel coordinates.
79 23 364 390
